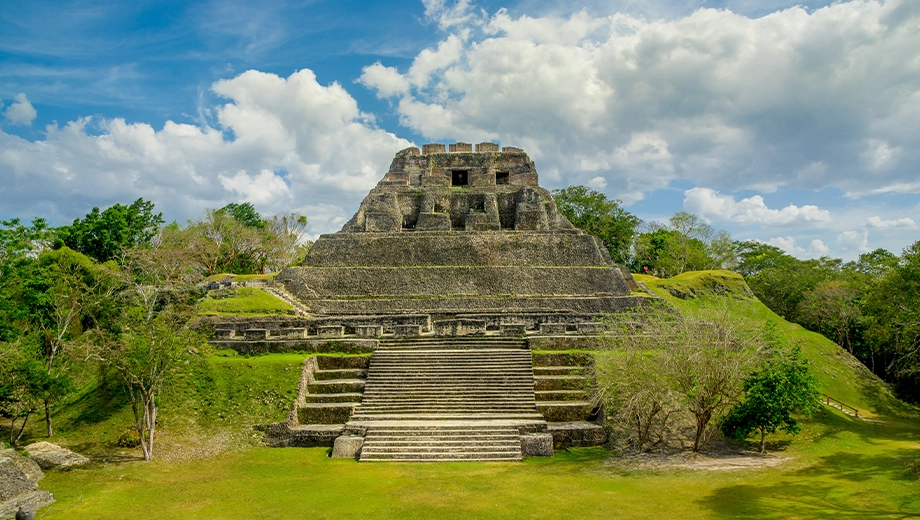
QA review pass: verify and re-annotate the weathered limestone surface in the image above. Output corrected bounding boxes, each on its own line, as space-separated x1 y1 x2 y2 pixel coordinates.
273 143 642 327
0 451 54 519
521 433 554 457
331 435 364 459
22 443 88 470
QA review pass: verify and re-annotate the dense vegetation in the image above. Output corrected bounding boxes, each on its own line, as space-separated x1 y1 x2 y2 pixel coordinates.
553 186 920 403
0 201 309 457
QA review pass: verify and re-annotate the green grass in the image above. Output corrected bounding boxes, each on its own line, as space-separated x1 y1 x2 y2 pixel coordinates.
197 287 294 316
203 273 279 282
38 411 920 519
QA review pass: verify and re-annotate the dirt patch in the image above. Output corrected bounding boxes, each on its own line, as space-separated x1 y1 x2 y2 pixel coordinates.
606 450 790 472
153 427 262 463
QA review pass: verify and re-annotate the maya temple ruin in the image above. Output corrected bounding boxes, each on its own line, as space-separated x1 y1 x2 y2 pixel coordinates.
206 142 651 461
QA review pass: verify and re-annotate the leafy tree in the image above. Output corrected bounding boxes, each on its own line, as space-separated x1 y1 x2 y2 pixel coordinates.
721 334 820 452
57 198 164 263
861 241 920 401
552 186 641 264
631 213 736 275
219 202 265 230
0 342 48 446
796 279 862 353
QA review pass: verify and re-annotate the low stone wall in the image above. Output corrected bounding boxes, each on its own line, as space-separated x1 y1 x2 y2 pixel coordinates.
210 339 377 356
301 232 612 268
281 266 631 299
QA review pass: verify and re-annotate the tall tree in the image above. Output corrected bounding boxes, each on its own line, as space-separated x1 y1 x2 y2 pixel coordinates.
57 198 164 263
552 186 641 265
721 336 820 453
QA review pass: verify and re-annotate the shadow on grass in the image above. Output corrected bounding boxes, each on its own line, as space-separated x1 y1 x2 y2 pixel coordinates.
697 449 920 519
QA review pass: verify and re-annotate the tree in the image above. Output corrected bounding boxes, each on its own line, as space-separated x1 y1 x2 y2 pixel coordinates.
721 336 820 452
796 280 862 353
861 241 920 402
552 186 641 265
602 305 762 451
631 212 736 275
86 245 204 460
597 346 682 452
57 198 164 263
220 202 265 229
0 342 48 446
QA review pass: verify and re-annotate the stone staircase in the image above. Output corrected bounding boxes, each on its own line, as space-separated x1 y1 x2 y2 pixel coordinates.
263 355 369 447
360 423 523 462
533 352 607 447
346 337 547 461
262 285 312 316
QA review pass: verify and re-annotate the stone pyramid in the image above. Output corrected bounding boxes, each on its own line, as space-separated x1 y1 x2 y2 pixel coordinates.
275 142 641 335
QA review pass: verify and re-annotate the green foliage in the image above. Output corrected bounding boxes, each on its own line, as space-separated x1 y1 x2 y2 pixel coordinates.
551 186 640 264
632 212 736 275
861 241 920 401
219 202 265 229
56 198 164 263
721 328 821 452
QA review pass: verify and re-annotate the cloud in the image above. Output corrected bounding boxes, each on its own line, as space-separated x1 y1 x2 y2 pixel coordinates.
866 216 916 229
3 93 37 126
766 236 830 258
837 230 871 253
684 187 831 226
0 69 410 233
422 0 479 30
360 0 920 201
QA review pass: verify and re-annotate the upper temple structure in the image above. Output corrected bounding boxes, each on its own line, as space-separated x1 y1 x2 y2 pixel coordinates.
274 142 642 327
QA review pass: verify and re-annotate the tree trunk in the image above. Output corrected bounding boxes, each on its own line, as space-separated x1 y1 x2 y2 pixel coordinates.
12 415 30 447
44 400 53 437
760 427 766 453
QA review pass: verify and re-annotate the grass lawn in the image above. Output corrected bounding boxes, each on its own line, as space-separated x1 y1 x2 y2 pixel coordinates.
197 287 294 316
38 409 920 519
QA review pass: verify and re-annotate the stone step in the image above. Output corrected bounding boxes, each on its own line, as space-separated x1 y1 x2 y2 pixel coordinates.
307 379 366 394
534 375 590 391
361 445 519 454
532 352 594 367
316 355 372 370
533 366 589 376
313 369 367 381
357 408 537 414
304 392 364 403
364 435 520 443
360 453 522 462
350 413 544 421
534 390 589 401
297 403 358 424
536 401 597 422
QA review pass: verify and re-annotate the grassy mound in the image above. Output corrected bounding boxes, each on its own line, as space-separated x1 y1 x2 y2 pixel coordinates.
198 287 294 316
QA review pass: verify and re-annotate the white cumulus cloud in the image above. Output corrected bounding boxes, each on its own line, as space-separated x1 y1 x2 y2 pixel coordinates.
766 236 830 258
684 187 831 226
3 93 37 126
837 230 871 253
867 216 916 229
360 0 920 201
0 69 410 233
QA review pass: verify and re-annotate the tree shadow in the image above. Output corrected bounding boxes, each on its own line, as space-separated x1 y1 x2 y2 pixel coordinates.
697 449 920 519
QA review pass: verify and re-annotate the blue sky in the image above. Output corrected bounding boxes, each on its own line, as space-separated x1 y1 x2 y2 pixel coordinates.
1 0 918 260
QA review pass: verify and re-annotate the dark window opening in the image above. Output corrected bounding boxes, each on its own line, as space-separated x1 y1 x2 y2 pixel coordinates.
495 171 510 185
452 170 469 186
